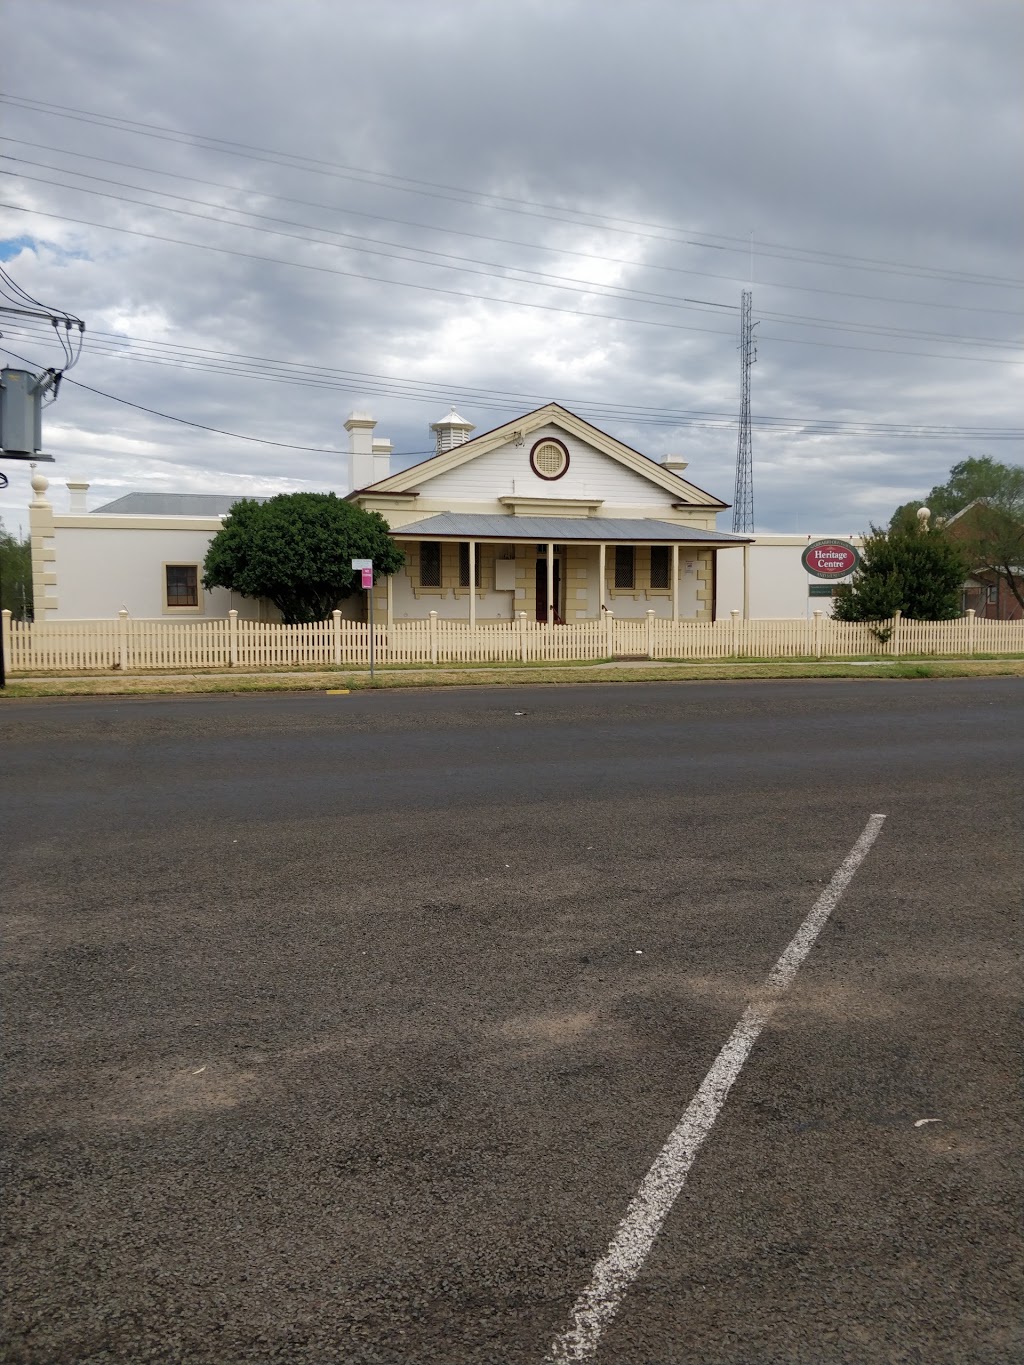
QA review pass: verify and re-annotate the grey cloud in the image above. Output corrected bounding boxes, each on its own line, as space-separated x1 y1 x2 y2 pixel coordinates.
0 0 1020 533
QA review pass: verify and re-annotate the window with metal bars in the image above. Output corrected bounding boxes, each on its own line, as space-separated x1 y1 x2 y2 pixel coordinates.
420 541 442 587
458 542 480 588
614 546 635 589
650 546 671 590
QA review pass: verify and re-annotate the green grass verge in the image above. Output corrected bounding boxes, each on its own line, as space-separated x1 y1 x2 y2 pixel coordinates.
3 657 1023 698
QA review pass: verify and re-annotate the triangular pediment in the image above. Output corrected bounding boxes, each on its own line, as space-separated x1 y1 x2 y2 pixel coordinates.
363 404 727 509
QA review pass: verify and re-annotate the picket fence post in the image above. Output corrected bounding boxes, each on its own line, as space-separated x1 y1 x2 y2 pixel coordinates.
117 608 131 672
331 609 341 666
429 610 438 666
228 609 239 666
605 609 615 659
1 609 11 674
517 611 528 663
887 609 902 657
730 609 740 658
812 609 823 659
646 608 656 660
965 608 975 657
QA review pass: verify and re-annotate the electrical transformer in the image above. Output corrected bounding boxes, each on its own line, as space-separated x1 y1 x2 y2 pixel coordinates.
0 367 45 458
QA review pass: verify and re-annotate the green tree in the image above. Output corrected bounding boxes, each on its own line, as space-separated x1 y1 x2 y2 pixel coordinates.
890 457 1024 610
832 519 965 623
0 520 32 620
891 456 1024 529
202 493 405 624
954 498 1024 613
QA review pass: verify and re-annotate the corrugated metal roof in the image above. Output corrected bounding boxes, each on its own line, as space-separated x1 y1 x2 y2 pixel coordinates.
390 514 750 543
91 493 269 516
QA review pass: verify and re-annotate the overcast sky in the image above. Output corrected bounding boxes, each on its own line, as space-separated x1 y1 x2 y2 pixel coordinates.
1 0 1021 533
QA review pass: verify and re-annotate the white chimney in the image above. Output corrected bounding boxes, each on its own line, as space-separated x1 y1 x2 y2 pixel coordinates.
66 480 90 513
345 411 377 490
371 437 392 483
661 455 688 473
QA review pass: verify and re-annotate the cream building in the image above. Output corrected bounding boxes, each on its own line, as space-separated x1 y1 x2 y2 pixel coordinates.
348 403 748 627
27 401 857 623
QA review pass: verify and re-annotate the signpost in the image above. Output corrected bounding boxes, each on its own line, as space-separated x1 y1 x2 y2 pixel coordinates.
801 540 859 579
352 559 374 681
801 540 858 617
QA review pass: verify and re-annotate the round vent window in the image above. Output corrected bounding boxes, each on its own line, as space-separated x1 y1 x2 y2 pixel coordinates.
530 437 570 481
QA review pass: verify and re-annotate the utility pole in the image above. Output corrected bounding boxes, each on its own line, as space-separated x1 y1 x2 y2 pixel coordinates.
0 266 86 687
731 289 757 535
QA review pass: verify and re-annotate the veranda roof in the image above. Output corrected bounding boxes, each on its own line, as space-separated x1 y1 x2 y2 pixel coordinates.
390 514 751 544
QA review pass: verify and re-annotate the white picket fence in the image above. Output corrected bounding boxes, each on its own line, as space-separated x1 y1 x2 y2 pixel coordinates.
2 607 1021 674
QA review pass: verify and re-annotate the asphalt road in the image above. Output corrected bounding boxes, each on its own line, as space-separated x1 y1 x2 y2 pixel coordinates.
2 679 1022 1365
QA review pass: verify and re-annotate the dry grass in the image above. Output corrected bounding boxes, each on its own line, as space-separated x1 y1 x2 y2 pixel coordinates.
3 657 1023 698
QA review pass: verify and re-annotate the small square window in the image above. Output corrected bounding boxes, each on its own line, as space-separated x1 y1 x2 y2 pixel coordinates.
650 546 671 590
420 541 442 588
165 565 199 607
615 546 635 589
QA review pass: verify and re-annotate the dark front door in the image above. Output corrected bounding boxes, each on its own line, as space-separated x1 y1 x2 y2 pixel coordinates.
535 557 561 621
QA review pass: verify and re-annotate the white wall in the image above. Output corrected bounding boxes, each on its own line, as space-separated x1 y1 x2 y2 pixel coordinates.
51 525 270 619
716 537 862 619
416 424 685 511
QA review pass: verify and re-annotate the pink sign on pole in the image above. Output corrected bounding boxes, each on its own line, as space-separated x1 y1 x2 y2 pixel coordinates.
360 567 373 589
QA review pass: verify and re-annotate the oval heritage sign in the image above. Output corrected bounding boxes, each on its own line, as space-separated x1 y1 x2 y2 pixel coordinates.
801 539 859 579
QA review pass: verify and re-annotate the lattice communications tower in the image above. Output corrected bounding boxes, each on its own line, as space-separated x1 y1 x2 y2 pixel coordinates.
731 289 756 534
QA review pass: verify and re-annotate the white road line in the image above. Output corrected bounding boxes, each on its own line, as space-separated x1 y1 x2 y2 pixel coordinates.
544 813 887 1364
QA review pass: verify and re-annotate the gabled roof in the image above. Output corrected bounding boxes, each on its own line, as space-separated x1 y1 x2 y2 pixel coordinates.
944 498 990 527
360 403 729 509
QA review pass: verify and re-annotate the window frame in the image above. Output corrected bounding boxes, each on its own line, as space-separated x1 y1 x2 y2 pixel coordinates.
614 545 636 590
163 562 203 614
458 542 480 589
649 545 671 591
419 541 442 588
529 436 570 481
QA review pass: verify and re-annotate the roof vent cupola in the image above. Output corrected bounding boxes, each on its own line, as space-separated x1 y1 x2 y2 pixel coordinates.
430 407 474 457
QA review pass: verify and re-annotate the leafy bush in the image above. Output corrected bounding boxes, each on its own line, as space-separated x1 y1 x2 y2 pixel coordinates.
203 493 404 624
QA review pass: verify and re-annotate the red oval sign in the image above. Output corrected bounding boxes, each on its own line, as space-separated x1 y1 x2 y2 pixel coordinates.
801 540 859 579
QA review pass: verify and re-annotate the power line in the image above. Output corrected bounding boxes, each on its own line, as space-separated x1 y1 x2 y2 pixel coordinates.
5 324 1021 442
3 201 1021 368
0 262 85 371
5 159 1020 351
3 92 1022 290
0 201 744 344
9 314 1023 434
5 137 1021 319
0 341 352 452
0 164 746 324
